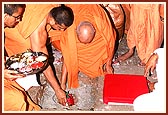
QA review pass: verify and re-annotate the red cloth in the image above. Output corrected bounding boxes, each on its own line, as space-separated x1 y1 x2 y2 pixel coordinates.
103 74 149 104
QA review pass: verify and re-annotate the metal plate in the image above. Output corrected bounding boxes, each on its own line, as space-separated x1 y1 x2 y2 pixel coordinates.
5 50 48 75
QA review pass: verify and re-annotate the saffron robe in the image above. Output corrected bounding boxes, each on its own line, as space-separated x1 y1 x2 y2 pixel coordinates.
4 79 41 111
127 4 164 64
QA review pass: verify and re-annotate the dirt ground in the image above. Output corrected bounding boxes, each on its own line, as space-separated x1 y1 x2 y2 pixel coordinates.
27 34 148 112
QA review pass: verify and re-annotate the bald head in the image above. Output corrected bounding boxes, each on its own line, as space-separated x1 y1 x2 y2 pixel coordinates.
76 21 96 44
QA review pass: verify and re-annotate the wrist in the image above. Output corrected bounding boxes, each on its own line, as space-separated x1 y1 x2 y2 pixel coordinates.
55 87 62 92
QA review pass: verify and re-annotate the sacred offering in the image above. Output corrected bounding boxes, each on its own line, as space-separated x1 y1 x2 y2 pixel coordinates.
65 91 75 106
5 49 48 75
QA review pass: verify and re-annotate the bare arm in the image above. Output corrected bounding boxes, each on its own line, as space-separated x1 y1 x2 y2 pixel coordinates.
60 61 68 90
29 19 66 106
105 47 114 74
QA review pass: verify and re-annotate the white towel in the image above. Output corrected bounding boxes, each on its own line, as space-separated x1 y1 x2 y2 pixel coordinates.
15 74 40 91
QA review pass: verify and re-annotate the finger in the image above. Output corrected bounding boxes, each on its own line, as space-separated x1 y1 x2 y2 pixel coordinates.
10 73 25 77
62 100 66 106
144 71 148 77
144 68 148 76
107 70 113 74
150 66 155 74
103 70 107 74
12 70 19 73
58 98 66 106
8 69 18 73
58 99 62 104
144 69 148 76
11 78 17 81
10 73 19 75
18 74 26 77
144 66 150 77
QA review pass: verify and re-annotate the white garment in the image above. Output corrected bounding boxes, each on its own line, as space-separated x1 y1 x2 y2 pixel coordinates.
133 48 166 112
15 74 40 91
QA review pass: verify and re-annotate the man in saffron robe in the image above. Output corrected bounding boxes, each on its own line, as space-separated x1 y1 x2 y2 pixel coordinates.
4 4 74 110
3 4 41 111
114 4 164 65
50 4 116 89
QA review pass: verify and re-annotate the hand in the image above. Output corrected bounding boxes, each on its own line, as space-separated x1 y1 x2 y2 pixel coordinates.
147 81 155 92
55 88 67 106
144 53 158 77
4 69 25 81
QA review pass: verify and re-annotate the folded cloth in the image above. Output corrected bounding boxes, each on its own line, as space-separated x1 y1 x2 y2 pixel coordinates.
15 74 40 91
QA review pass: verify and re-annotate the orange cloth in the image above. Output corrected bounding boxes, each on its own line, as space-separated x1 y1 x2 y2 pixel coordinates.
48 28 63 51
4 4 57 56
51 4 116 88
127 4 164 64
4 79 41 111
121 4 131 34
4 4 57 111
